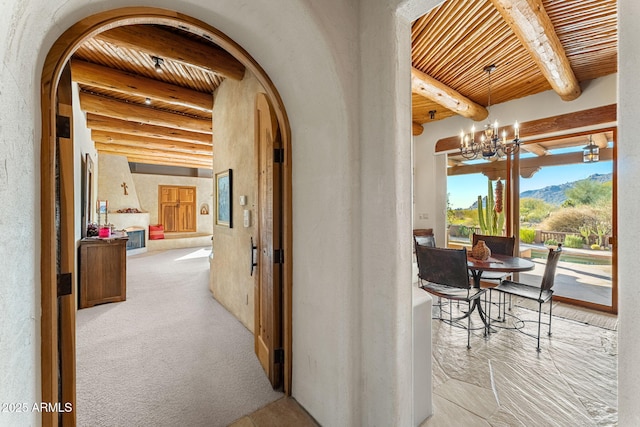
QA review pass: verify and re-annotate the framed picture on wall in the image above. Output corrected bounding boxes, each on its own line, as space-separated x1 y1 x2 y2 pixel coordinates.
215 169 233 228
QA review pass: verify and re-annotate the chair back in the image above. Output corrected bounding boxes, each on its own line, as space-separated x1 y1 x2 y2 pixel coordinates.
416 245 470 289
541 244 563 291
472 233 515 256
414 234 436 248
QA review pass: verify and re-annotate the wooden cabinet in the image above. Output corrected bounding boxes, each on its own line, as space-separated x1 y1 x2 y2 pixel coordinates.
78 238 127 309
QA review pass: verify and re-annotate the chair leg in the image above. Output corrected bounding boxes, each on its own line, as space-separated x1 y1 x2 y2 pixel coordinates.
488 290 492 331
467 313 471 349
536 301 542 352
548 297 553 336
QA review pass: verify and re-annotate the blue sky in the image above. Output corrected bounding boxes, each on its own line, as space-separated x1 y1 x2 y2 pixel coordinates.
447 160 613 209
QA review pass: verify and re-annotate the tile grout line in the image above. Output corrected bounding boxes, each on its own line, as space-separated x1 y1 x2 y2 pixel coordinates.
488 359 501 408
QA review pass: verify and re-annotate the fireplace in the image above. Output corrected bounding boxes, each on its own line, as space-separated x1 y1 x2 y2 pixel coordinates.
125 227 146 251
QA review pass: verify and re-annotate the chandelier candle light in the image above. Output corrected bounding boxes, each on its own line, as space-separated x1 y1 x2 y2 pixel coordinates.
459 65 521 160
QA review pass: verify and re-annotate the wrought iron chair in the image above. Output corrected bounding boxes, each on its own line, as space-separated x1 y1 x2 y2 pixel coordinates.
416 245 486 348
471 233 516 284
471 233 516 318
413 228 435 251
489 244 563 351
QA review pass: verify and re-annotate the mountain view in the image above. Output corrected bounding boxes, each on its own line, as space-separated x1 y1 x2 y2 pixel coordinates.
519 173 612 206
468 173 613 209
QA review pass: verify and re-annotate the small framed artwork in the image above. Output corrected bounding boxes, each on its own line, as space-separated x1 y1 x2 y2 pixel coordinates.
215 169 233 227
97 200 108 214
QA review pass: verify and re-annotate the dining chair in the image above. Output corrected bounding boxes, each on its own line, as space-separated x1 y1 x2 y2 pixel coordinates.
489 244 563 351
471 233 516 284
413 228 435 251
471 233 516 318
416 245 486 348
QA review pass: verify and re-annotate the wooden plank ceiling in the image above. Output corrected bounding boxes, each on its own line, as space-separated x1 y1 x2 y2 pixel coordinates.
71 2 617 169
72 24 246 169
411 0 617 133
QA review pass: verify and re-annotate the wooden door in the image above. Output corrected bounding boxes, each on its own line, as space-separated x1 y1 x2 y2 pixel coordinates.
57 63 77 425
254 93 283 388
178 187 196 231
159 186 196 232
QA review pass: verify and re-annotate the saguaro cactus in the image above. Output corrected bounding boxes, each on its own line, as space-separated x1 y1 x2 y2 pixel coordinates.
477 178 505 235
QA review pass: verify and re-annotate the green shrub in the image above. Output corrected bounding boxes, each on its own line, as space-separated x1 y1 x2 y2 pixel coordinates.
539 206 605 234
591 244 601 250
563 234 584 248
544 239 558 246
458 225 471 237
520 228 535 244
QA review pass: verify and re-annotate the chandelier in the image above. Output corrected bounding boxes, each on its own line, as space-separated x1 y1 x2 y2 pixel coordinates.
459 65 521 160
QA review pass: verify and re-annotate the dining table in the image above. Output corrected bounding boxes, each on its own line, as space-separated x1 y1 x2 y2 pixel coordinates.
464 252 536 331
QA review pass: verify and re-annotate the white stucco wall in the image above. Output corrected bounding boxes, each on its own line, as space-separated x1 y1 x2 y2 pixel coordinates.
1 0 639 426
618 1 640 425
97 154 142 215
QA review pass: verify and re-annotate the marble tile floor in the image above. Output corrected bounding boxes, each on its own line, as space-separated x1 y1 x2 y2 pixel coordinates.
230 297 617 427
421 296 617 426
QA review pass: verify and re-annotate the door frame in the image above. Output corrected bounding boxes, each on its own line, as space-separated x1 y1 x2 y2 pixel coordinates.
40 8 293 425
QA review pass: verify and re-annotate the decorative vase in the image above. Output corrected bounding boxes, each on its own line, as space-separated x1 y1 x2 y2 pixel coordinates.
471 240 491 260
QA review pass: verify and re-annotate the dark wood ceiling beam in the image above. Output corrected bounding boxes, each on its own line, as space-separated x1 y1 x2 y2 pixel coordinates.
435 104 616 153
92 131 213 156
71 59 213 113
86 114 212 145
411 67 489 121
79 92 212 134
95 26 245 80
448 147 613 177
94 142 212 165
489 0 581 101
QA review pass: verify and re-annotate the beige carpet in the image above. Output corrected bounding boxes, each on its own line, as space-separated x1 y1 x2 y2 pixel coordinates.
76 247 283 427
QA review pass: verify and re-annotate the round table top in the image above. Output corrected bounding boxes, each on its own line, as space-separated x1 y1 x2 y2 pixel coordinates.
466 253 535 273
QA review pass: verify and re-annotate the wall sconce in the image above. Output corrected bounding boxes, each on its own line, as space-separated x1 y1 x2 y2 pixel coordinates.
152 56 164 73
583 135 600 163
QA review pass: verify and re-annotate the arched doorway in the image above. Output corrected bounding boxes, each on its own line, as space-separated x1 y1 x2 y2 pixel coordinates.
40 8 292 426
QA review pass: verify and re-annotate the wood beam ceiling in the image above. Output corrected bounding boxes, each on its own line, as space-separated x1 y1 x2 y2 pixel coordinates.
71 59 213 113
95 25 245 80
85 114 212 145
411 67 488 121
488 0 581 101
95 142 213 169
79 92 212 134
91 131 213 156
